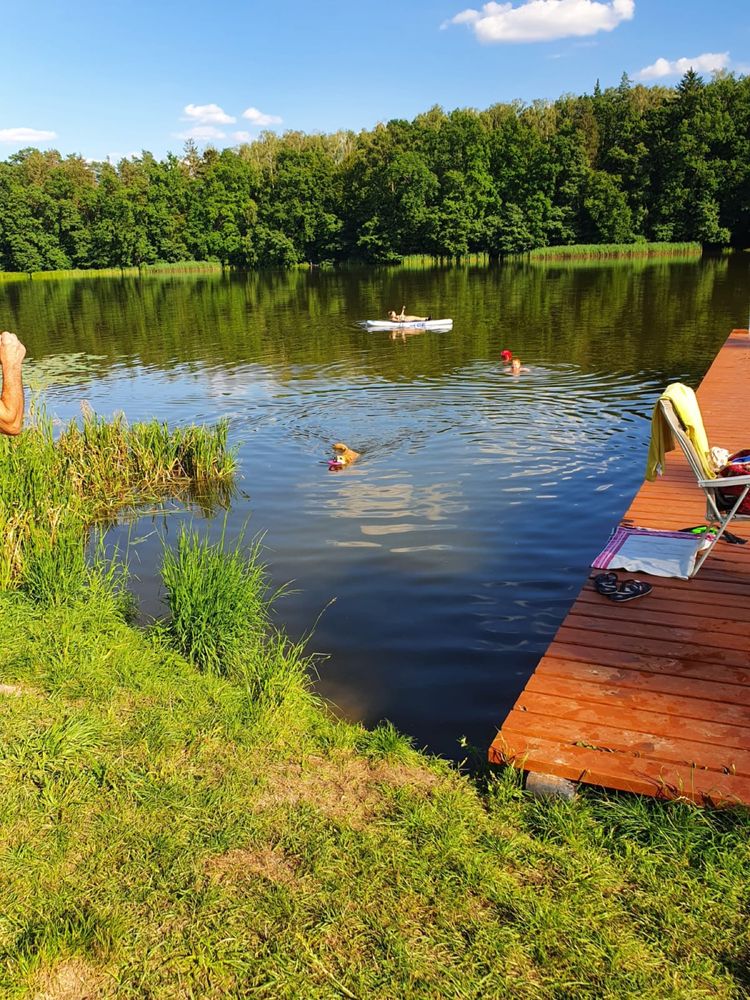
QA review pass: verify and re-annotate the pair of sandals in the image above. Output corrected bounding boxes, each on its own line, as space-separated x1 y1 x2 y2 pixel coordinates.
592 572 652 603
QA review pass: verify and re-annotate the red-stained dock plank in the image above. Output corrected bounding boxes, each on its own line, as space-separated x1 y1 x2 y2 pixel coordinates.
489 328 750 806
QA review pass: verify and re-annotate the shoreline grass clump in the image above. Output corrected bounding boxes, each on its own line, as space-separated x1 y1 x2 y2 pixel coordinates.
0 407 236 598
161 526 270 677
58 408 235 514
0 242 712 283
160 526 310 710
527 241 702 261
0 261 226 281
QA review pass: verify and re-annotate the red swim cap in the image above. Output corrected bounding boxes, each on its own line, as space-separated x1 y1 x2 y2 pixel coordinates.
500 349 512 362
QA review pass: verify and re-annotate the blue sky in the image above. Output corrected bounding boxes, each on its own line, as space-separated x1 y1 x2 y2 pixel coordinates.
1 0 747 161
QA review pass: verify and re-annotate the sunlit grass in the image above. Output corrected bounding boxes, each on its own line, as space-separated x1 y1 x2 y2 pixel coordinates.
161 525 270 677
0 261 225 281
0 409 748 997
0 577 748 997
0 408 236 595
142 261 224 274
528 241 702 260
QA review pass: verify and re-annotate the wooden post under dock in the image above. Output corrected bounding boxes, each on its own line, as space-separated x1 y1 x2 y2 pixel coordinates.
489 329 750 806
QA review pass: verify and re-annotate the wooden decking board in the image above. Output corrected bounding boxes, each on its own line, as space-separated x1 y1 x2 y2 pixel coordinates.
490 330 750 806
563 612 750 653
535 660 750 706
502 710 750 775
512 691 750 750
547 644 750 687
542 650 750 688
525 673 750 727
490 732 750 805
552 625 749 668
570 594 750 632
576 590 750 625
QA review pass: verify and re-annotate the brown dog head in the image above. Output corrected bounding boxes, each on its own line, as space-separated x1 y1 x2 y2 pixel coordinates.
332 442 360 463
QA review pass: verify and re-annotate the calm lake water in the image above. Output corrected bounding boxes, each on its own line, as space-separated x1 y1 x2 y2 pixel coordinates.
4 255 748 758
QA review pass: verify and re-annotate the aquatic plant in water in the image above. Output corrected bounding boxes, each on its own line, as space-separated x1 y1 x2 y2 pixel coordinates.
0 407 236 600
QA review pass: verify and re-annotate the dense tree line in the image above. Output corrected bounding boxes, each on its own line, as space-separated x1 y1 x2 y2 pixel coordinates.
1 71 748 272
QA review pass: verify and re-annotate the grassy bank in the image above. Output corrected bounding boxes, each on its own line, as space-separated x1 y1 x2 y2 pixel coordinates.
0 409 235 595
0 418 749 998
0 261 226 282
0 243 708 282
527 241 702 262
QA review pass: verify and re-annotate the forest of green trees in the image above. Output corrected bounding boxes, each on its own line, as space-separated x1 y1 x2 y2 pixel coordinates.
1 71 748 272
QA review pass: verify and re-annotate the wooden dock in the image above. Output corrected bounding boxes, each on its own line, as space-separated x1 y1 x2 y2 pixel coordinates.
490 329 750 806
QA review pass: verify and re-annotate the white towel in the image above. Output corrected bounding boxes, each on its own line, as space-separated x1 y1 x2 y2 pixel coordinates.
592 526 704 580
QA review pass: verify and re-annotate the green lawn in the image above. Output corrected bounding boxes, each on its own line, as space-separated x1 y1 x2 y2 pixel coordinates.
0 418 748 998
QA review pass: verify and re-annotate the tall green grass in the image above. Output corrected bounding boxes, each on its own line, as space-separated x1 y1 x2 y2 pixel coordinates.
57 409 235 513
22 509 87 605
527 241 702 261
0 407 747 996
160 525 312 711
161 526 269 677
141 261 224 274
0 408 236 600
0 261 225 281
0 578 748 998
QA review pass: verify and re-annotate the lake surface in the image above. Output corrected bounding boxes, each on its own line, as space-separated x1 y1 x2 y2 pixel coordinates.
3 255 748 759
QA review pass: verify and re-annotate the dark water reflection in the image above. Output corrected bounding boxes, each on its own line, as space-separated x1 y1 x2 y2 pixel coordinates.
4 255 748 758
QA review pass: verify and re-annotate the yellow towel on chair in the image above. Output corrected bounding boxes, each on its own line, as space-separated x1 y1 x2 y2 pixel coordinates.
645 382 714 482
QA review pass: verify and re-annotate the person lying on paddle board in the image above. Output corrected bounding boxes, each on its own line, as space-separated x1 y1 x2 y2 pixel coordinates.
387 307 431 323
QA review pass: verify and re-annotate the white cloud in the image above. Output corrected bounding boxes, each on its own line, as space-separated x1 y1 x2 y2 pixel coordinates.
241 106 283 126
174 125 228 141
636 51 730 80
444 0 634 43
171 103 282 147
182 103 235 125
106 151 140 162
0 127 57 143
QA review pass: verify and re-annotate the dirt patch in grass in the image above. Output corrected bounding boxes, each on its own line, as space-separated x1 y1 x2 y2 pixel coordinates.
206 846 300 887
33 959 110 1000
258 749 446 829
0 682 36 697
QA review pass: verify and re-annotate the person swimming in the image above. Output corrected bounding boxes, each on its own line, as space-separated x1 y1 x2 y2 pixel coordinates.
505 357 530 375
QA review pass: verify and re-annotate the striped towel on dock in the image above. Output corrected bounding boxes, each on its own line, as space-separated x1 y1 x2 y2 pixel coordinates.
592 526 704 580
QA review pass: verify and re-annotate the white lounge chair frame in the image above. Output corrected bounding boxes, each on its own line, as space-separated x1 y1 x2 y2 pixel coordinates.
659 397 750 575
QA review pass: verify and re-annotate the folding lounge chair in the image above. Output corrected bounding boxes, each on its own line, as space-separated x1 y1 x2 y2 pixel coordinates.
659 397 750 575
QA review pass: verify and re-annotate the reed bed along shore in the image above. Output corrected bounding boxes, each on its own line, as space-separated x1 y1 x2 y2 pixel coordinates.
0 242 709 282
0 261 226 282
0 409 235 596
0 414 749 998
527 241 702 261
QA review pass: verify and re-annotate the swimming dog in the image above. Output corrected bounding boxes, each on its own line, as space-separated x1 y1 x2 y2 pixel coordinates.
333 441 359 465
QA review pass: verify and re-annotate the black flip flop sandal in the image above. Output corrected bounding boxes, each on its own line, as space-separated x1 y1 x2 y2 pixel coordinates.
592 572 619 596
609 579 652 603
